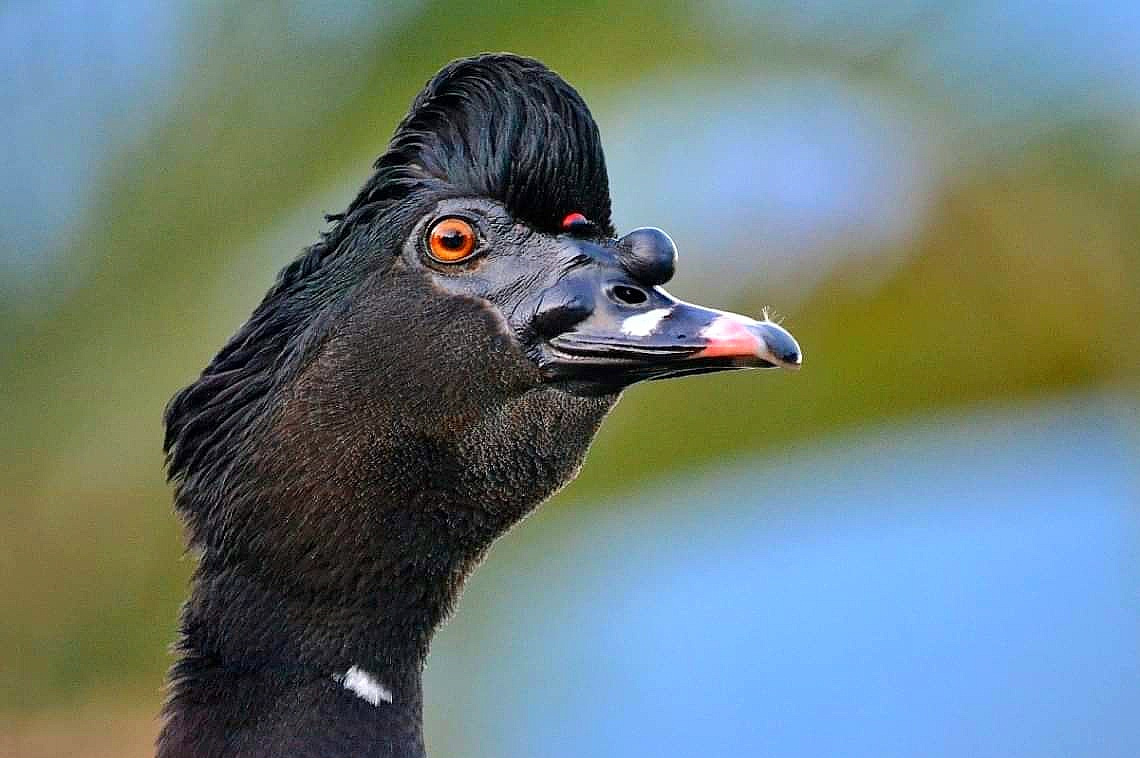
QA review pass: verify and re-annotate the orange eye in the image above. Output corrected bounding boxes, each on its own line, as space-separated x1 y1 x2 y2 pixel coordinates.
427 218 478 263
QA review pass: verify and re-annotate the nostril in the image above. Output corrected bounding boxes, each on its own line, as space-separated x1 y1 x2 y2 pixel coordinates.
608 284 649 306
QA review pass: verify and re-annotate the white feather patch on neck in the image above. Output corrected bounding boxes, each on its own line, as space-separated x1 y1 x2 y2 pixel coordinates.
336 665 393 706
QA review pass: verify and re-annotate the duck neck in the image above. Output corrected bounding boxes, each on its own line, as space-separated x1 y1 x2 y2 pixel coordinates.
160 493 508 758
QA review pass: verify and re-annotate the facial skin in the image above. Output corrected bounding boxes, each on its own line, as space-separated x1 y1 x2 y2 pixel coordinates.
401 197 801 398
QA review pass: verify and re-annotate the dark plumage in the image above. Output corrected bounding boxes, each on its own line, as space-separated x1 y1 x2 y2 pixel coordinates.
159 53 800 758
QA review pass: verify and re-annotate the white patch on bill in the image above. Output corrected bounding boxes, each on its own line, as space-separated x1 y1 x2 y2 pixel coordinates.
620 308 672 337
336 665 393 706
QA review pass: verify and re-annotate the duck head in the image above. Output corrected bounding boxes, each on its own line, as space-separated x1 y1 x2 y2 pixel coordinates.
166 53 801 528
315 57 792 402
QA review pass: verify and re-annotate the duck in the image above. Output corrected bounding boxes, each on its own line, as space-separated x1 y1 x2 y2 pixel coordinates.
158 53 801 758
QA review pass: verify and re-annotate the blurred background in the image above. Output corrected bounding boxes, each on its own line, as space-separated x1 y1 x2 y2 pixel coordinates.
2 1 1138 756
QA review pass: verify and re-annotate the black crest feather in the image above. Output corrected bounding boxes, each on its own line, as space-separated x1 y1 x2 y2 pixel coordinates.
340 52 613 241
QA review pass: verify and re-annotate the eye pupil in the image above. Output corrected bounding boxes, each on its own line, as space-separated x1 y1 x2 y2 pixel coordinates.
441 231 463 249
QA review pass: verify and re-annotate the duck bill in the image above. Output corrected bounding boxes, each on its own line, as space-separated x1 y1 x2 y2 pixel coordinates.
543 297 802 388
